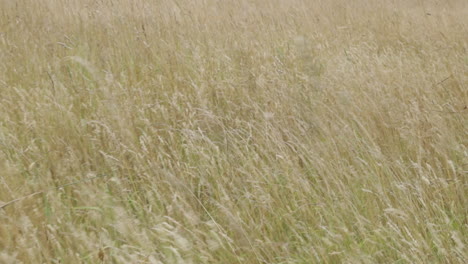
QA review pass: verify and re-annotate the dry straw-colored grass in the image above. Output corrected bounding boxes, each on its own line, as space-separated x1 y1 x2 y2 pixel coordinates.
0 0 467 263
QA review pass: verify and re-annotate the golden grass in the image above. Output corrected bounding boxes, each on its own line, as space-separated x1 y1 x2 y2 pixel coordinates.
0 0 467 263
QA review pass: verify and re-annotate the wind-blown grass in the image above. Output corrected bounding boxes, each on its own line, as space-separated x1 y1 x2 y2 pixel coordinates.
0 0 466 263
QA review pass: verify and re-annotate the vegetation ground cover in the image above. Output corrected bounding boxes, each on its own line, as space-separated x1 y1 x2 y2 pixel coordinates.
0 0 466 263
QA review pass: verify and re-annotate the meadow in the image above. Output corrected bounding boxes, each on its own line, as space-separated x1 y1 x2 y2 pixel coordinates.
0 0 467 263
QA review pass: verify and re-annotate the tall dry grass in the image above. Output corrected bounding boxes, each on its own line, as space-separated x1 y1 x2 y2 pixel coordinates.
0 0 467 263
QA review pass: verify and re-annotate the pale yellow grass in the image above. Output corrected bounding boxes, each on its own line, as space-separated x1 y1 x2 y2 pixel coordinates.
0 0 467 263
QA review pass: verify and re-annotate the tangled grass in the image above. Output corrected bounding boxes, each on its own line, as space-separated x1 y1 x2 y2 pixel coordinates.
0 0 467 263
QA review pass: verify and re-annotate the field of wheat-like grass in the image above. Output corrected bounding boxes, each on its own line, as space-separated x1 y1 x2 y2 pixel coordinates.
0 0 467 263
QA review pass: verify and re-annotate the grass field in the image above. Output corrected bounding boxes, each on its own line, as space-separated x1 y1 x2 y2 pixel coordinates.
0 0 467 263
